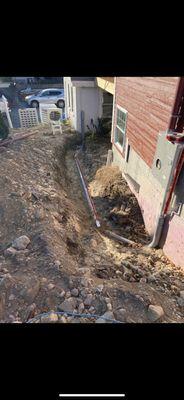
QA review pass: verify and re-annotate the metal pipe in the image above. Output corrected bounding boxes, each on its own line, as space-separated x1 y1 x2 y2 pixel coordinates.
74 153 101 228
104 230 136 245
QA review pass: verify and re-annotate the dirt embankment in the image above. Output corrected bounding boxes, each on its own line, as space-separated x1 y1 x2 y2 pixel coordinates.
0 128 184 323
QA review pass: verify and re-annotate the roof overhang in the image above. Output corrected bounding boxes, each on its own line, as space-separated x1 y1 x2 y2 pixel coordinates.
71 80 95 88
96 77 114 95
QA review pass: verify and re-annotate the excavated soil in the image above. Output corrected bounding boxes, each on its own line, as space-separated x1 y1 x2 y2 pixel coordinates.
0 127 184 323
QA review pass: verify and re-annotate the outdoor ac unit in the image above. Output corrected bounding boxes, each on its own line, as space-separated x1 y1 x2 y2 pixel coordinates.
39 103 64 124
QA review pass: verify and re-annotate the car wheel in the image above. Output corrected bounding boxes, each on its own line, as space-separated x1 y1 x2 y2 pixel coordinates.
31 100 39 108
57 99 65 109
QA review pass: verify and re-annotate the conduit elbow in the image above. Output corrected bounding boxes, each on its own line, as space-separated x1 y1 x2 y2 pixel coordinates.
147 215 165 248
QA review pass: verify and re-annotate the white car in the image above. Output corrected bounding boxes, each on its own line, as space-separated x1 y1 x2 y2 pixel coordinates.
25 88 65 109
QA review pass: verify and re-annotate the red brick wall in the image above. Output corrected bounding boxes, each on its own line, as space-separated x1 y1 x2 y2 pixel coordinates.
113 77 179 167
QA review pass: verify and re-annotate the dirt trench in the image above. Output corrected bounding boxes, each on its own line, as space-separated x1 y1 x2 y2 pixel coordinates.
0 128 184 323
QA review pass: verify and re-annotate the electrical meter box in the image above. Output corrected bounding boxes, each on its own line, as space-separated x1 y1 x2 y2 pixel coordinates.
152 131 182 189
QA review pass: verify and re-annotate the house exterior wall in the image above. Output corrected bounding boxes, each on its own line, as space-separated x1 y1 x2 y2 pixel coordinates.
112 143 165 235
160 165 184 268
114 77 179 167
64 77 102 133
80 87 102 131
112 77 184 269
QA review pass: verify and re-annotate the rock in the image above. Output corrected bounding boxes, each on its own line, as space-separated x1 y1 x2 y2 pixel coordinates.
140 277 147 283
58 298 77 312
122 266 132 279
68 279 74 289
91 239 98 248
12 235 30 250
54 260 61 268
59 316 67 323
94 255 101 263
96 311 115 323
84 294 93 307
41 277 47 284
147 274 157 283
78 302 85 313
92 297 107 315
23 303 36 321
126 317 136 323
80 277 90 287
9 294 15 301
171 285 179 295
129 277 136 282
173 279 184 288
95 284 104 293
41 312 58 323
12 320 22 324
4 247 17 256
107 303 112 311
104 297 110 303
0 293 5 319
147 305 164 322
65 291 71 298
177 297 184 307
20 280 40 304
34 209 45 221
59 290 65 298
9 314 16 322
78 267 90 275
0 274 13 291
89 306 95 313
114 308 127 322
80 289 90 298
48 283 55 290
180 290 184 299
115 270 122 275
71 288 79 297
1 268 8 273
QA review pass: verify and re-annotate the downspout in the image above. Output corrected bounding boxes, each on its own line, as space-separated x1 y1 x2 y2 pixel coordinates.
148 77 184 248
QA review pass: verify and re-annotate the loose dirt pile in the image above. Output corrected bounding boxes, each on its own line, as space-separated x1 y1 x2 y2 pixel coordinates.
0 129 184 323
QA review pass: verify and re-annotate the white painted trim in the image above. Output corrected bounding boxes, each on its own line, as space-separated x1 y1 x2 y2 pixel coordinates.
111 77 116 142
116 104 128 115
1 95 13 128
124 138 129 162
114 103 128 151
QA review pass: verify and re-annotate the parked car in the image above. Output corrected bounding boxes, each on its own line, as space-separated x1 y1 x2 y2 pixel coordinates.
25 88 65 108
19 87 41 100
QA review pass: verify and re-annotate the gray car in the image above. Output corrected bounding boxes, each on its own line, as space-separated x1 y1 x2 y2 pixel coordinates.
25 88 65 108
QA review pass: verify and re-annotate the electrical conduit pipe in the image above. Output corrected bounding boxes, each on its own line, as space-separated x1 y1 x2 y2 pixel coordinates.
148 145 184 248
74 152 136 246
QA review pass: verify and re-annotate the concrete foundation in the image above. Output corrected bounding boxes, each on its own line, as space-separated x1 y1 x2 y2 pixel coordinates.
112 143 184 268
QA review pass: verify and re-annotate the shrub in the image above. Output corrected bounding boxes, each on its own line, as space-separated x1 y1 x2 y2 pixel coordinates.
0 112 9 140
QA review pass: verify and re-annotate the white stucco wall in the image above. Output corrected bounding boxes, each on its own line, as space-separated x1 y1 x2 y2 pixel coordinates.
63 78 103 133
112 143 165 235
79 87 102 133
